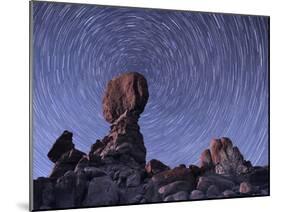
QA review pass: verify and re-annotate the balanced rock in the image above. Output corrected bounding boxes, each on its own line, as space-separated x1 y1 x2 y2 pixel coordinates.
102 72 149 123
206 185 220 198
88 72 149 165
245 166 269 186
223 189 236 197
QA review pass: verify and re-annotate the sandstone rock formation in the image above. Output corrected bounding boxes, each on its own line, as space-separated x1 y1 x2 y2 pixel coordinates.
200 137 253 175
33 72 269 210
102 72 149 123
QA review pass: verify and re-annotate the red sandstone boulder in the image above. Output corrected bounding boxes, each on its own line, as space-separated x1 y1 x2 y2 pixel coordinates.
102 72 149 123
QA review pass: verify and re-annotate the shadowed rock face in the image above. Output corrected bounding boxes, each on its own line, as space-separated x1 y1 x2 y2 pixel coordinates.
145 159 170 177
47 131 86 179
102 72 149 123
33 73 269 210
47 131 74 163
89 110 147 165
49 148 86 178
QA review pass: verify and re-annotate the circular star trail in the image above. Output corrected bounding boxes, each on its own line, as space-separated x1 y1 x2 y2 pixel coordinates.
32 2 269 178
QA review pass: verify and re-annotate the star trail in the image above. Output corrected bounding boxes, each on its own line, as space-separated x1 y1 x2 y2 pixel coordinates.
32 2 269 179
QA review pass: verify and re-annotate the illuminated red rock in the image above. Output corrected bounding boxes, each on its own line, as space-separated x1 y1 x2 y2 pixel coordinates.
102 72 149 123
200 137 252 175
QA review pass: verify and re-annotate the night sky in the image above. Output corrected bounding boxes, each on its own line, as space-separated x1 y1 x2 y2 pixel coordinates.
32 2 269 179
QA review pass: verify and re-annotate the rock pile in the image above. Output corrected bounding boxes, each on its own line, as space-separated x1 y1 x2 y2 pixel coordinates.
33 72 269 210
200 137 253 175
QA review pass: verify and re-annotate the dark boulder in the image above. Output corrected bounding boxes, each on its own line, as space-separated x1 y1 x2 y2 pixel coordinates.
145 159 170 177
163 191 189 202
152 167 196 187
158 180 194 198
54 171 77 208
47 131 74 163
49 148 86 178
83 176 119 206
142 181 162 203
190 190 205 200
74 155 90 172
206 185 220 198
197 174 235 192
189 164 202 177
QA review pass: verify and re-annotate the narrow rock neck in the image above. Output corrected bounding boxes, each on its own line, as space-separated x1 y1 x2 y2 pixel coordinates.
110 110 141 133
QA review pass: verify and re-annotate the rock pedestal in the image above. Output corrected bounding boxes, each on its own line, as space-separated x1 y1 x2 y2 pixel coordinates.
89 110 146 165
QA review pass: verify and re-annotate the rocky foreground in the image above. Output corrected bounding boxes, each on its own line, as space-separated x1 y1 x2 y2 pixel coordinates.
33 72 269 210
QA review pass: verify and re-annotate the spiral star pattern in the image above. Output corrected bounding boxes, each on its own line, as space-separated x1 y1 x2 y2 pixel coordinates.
32 2 269 179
